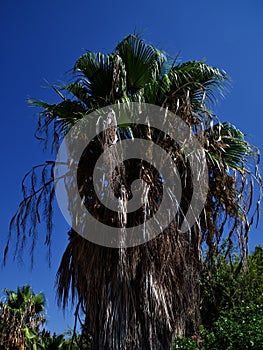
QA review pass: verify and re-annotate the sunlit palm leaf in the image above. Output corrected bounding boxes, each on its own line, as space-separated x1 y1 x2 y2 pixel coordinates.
206 122 252 170
164 61 229 109
116 34 166 93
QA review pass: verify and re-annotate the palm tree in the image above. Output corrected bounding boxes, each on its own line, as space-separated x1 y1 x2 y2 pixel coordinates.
5 34 261 349
0 285 45 349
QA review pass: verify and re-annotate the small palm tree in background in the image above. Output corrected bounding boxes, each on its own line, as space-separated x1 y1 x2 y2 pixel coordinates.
0 285 45 349
5 34 261 349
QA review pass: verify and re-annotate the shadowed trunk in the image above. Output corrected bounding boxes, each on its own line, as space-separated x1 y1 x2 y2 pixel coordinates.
58 225 201 349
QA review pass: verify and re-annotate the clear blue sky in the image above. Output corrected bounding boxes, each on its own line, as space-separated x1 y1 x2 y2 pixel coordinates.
1 0 263 334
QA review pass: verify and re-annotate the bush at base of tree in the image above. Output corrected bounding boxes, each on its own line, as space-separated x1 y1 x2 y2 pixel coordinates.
173 246 263 350
202 304 263 350
173 304 263 350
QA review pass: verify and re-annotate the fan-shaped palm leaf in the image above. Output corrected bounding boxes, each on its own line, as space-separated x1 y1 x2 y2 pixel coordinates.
116 34 166 94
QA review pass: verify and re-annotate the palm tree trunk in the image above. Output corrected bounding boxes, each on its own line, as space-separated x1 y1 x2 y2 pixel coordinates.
57 223 201 349
57 121 202 349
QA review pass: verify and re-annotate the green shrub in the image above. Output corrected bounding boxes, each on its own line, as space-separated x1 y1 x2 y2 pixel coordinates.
173 335 200 349
202 303 263 350
172 304 263 350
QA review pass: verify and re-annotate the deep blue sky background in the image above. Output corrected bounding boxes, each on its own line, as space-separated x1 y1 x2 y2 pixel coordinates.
1 0 263 334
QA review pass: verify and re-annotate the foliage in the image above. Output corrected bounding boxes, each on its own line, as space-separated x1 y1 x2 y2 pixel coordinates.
173 302 263 350
173 335 201 349
200 245 263 327
36 329 80 350
0 285 45 350
202 304 263 350
172 246 263 350
0 286 84 350
171 246 263 349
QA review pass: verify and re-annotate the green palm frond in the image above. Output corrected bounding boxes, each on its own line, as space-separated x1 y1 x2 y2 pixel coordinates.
63 82 90 106
116 34 166 93
164 61 229 109
142 80 165 105
29 98 86 152
74 52 114 103
29 98 85 122
206 122 252 171
74 52 128 105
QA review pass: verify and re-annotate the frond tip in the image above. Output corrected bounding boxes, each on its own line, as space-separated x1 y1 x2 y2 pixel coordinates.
5 161 56 267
